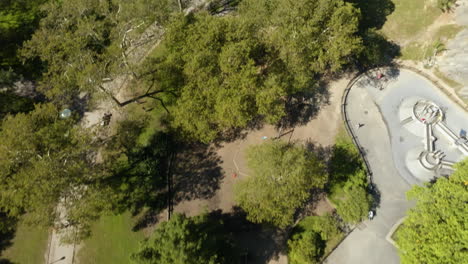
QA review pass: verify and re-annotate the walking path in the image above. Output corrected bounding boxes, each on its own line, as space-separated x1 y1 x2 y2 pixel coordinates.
325 68 468 263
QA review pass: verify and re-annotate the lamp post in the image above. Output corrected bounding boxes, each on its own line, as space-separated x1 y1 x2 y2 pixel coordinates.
59 108 72 119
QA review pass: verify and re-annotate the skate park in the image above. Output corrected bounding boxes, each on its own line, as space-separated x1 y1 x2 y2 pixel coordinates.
325 68 468 264
399 97 468 181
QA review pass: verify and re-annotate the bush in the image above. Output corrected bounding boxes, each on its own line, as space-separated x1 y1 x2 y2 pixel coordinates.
437 0 456 12
332 186 372 224
288 215 342 263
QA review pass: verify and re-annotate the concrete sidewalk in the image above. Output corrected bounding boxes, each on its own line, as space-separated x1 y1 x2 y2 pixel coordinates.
325 81 412 264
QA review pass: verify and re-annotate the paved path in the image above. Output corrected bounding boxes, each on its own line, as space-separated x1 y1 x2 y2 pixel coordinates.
325 69 468 263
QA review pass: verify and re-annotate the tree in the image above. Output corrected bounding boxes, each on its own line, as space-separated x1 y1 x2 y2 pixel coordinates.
21 0 178 104
288 231 323 264
395 159 468 264
240 0 362 91
141 0 364 142
332 185 372 223
328 133 372 223
153 13 286 142
287 215 342 264
234 141 327 228
132 213 238 264
0 103 100 227
0 0 47 73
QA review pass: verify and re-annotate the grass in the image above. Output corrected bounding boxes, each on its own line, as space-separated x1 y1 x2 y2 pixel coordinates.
391 223 404 242
433 24 465 41
400 42 434 61
399 24 464 62
0 222 49 264
382 0 441 42
77 212 145 264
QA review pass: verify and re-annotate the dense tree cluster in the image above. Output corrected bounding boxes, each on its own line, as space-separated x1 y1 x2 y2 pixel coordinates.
396 159 468 264
0 0 47 74
21 0 177 104
0 0 395 252
140 0 364 142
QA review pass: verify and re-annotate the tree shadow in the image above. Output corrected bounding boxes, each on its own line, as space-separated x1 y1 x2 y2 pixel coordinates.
171 143 223 203
356 66 401 90
348 0 395 31
359 30 401 68
280 82 331 129
345 0 401 68
214 115 264 145
0 214 16 264
209 208 288 264
0 231 14 257
101 128 174 231
304 140 333 164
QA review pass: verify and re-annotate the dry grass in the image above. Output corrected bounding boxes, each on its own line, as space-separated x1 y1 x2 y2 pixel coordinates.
381 0 441 43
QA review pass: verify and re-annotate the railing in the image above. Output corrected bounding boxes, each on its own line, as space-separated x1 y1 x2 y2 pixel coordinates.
340 71 374 182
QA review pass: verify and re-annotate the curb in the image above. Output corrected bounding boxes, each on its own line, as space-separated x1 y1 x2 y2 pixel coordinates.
385 216 407 249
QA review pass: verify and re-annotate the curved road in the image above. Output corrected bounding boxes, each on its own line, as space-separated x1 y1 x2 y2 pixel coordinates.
325 68 468 263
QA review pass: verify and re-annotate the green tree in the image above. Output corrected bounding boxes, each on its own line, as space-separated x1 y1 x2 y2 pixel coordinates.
153 13 286 142
288 231 323 264
240 0 362 91
287 215 342 263
0 104 99 226
332 185 372 223
234 141 327 228
142 0 364 142
396 159 468 264
0 0 47 73
328 133 372 223
21 0 177 104
132 213 237 264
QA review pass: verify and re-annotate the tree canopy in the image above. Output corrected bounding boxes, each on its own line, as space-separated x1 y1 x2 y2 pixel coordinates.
132 213 237 264
328 132 372 223
287 215 342 264
140 0 364 142
396 159 468 264
0 0 47 73
0 104 99 225
21 0 177 104
234 141 327 228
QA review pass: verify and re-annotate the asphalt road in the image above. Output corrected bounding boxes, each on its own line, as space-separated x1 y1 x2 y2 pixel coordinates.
324 68 468 263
